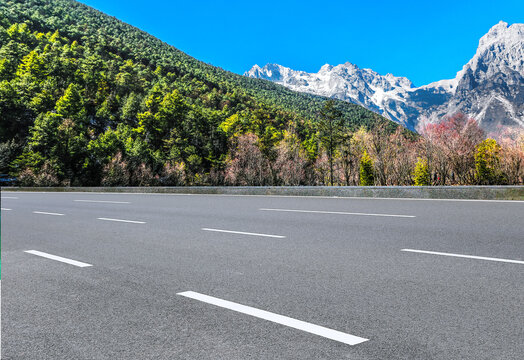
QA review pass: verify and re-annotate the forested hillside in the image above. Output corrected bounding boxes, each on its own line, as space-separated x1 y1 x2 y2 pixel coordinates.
1 0 521 187
0 0 392 186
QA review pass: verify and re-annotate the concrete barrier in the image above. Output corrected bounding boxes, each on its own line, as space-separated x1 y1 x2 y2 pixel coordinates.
2 186 524 200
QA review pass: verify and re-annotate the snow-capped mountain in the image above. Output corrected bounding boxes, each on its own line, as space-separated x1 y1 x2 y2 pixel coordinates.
245 21 524 133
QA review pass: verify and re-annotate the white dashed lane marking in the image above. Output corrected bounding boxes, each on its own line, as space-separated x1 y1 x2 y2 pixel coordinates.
24 250 92 267
74 200 131 204
178 291 368 346
260 208 415 218
33 211 65 216
401 249 524 265
202 228 285 238
97 217 145 224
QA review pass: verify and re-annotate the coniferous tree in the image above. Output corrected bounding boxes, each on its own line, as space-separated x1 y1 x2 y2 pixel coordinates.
319 100 344 186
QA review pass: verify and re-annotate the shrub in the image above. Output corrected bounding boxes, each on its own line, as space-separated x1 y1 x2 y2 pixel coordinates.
18 161 61 186
101 152 130 186
359 151 374 186
160 161 186 186
130 163 156 186
413 158 430 186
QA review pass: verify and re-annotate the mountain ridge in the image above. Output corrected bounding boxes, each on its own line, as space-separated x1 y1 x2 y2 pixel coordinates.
246 21 524 133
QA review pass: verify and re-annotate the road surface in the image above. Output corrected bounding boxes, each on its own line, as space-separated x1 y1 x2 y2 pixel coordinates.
1 191 523 359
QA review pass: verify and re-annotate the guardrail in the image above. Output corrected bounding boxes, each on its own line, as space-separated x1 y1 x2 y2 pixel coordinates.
2 186 524 200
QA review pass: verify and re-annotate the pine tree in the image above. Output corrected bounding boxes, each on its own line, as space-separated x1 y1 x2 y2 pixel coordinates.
56 83 85 120
319 100 344 186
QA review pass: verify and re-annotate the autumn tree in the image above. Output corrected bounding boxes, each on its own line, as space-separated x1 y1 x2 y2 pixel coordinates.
413 158 430 186
359 150 374 186
385 127 417 185
498 130 524 185
367 123 389 185
420 113 485 185
275 130 307 185
475 138 504 184
224 133 269 186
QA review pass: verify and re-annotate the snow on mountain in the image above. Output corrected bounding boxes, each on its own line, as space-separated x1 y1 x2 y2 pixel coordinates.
245 21 524 133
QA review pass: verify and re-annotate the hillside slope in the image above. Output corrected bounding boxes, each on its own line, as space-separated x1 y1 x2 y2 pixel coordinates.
0 0 387 135
0 0 392 186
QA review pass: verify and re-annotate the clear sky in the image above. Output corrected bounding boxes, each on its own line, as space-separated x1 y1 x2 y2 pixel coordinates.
79 0 523 86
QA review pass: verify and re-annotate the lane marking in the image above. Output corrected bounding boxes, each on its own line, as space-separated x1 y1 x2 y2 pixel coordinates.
24 250 92 267
97 217 145 224
74 200 131 204
202 228 285 238
260 208 415 218
33 211 65 216
4 191 524 203
401 249 524 265
178 291 368 345
1 208 12 211
1 196 18 199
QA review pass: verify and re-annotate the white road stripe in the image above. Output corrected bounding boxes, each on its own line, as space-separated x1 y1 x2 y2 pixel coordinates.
260 208 415 218
178 291 368 345
1 208 12 211
33 211 65 216
1 196 18 199
202 228 285 238
401 249 524 265
74 200 130 204
24 250 92 267
97 217 145 224
5 191 524 203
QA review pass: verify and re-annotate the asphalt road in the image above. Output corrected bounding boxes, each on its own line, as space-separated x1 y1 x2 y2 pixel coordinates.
1 191 523 359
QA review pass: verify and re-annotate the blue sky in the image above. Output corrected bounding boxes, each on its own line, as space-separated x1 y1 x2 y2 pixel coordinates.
80 0 523 86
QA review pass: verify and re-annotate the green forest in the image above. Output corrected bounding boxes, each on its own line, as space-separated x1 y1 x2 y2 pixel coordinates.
0 0 393 186
0 0 522 186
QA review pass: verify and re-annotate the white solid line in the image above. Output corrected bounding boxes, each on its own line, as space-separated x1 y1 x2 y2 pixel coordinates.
74 200 130 204
260 208 415 218
202 228 285 238
24 250 92 267
33 211 65 216
178 291 368 345
97 217 145 224
5 191 524 203
1 208 12 211
1 196 18 199
401 249 524 265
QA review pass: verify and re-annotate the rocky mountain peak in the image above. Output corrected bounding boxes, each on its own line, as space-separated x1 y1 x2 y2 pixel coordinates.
479 21 523 50
245 22 524 134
